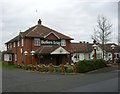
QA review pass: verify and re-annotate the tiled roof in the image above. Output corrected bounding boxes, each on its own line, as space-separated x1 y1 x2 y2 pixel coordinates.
20 24 73 40
35 46 60 54
71 43 93 53
5 36 19 44
71 43 120 53
99 43 120 52
5 23 73 44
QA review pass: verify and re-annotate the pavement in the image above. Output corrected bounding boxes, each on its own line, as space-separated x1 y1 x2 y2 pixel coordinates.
2 65 119 92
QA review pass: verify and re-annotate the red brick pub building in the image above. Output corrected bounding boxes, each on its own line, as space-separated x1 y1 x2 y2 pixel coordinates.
3 19 73 66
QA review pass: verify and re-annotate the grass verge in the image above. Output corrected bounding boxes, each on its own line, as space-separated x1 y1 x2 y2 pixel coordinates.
1 61 17 70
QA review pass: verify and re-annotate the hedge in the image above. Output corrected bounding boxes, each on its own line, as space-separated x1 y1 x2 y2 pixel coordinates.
76 59 107 73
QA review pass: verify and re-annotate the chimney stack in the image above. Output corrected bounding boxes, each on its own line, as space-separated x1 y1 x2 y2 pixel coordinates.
38 19 42 24
93 40 96 44
79 41 82 43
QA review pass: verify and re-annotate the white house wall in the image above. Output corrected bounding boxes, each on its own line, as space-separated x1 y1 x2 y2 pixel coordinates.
72 53 90 63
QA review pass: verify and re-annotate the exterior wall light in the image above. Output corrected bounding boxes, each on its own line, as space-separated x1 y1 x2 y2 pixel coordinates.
92 44 97 59
30 50 35 71
24 51 28 70
111 45 115 63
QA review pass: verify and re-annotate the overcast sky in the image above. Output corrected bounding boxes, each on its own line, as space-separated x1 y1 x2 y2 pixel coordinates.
0 0 119 51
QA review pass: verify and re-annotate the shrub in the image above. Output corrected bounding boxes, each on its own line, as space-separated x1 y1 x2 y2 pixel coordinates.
44 66 49 72
116 58 120 63
76 59 106 73
53 66 60 72
64 65 74 73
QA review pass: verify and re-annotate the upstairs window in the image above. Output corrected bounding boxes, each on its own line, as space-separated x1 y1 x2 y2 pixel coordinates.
9 43 12 49
61 40 66 46
17 41 20 47
34 38 40 46
21 38 24 46
13 42 16 47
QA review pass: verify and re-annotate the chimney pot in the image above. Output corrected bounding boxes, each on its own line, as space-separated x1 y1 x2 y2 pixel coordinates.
38 19 42 24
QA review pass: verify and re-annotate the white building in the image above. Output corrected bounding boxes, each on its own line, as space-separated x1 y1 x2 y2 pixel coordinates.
71 42 120 63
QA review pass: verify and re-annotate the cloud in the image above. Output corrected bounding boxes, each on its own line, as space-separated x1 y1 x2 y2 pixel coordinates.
1 0 118 50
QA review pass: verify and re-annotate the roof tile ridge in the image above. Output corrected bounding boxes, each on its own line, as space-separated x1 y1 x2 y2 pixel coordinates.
25 25 38 37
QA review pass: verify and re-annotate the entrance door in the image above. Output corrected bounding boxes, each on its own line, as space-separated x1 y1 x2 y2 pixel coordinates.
56 55 62 65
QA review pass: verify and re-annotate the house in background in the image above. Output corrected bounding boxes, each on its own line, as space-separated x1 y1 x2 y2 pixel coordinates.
71 41 120 63
3 19 73 65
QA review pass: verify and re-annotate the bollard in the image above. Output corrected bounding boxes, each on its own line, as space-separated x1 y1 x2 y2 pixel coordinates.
36 63 38 71
41 64 44 72
61 64 64 73
49 63 52 73
32 64 34 71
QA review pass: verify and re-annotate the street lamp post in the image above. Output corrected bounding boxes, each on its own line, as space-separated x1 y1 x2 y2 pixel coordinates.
24 51 28 70
92 44 97 59
111 45 115 64
31 51 35 71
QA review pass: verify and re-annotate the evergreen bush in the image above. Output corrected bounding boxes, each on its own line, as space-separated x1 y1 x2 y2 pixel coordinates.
76 59 107 73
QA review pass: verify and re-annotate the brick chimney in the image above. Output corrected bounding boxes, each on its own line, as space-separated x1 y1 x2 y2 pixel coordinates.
93 40 96 44
38 19 42 24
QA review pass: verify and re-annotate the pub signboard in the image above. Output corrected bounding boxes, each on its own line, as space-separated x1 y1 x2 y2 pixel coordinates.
41 40 61 45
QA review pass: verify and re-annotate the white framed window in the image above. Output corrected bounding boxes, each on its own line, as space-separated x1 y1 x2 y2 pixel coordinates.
61 40 66 46
34 38 40 46
4 54 12 61
74 53 80 60
13 42 16 47
15 54 17 61
21 38 24 46
17 41 20 47
8 44 9 49
9 43 12 48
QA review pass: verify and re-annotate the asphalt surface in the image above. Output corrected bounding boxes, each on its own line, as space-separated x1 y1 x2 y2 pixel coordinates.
2 65 119 92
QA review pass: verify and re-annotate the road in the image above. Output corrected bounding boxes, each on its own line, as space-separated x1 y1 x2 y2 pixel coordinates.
2 65 119 92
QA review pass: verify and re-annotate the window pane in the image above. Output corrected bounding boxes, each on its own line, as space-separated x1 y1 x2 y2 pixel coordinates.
61 40 66 46
34 38 40 46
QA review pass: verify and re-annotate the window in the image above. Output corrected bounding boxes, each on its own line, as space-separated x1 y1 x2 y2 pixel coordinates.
61 40 66 46
15 54 17 61
116 54 119 58
13 42 16 47
34 38 40 46
18 41 20 47
115 53 119 59
21 39 24 46
74 53 80 60
97 53 102 59
4 54 12 61
9 43 12 48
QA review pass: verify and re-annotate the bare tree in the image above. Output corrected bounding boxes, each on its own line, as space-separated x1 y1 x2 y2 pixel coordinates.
92 15 112 59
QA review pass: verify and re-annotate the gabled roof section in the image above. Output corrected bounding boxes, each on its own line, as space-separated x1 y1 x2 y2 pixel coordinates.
21 24 73 40
51 46 70 54
44 32 60 39
5 36 19 44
